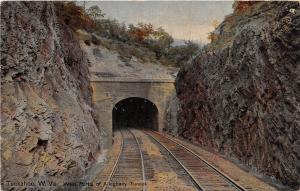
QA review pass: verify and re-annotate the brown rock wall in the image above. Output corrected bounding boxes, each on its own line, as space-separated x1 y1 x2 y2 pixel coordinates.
176 2 300 188
1 2 102 189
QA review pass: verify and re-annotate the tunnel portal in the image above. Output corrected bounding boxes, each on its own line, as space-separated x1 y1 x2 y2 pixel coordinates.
113 97 158 131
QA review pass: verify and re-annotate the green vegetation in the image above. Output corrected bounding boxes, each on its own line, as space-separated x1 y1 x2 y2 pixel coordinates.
86 5 105 20
54 2 201 67
166 41 200 66
55 2 95 31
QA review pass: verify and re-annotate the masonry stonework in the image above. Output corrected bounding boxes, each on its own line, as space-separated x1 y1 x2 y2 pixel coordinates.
91 80 175 148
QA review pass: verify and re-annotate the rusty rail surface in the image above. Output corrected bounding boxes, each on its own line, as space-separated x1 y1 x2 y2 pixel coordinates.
103 129 146 191
101 131 124 191
129 129 147 191
144 130 248 191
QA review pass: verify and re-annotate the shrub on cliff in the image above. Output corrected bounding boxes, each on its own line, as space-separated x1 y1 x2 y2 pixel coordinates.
54 2 95 31
167 41 200 67
86 5 105 20
233 1 258 14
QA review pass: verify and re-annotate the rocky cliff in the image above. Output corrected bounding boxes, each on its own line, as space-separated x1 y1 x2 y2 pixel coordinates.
165 91 179 134
1 2 103 189
176 2 300 189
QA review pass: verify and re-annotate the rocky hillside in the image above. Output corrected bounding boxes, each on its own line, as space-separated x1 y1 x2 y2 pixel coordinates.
1 2 103 190
77 31 178 82
176 1 300 189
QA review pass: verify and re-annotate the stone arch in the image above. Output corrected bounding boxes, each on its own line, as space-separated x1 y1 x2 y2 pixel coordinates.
90 80 175 148
112 97 159 131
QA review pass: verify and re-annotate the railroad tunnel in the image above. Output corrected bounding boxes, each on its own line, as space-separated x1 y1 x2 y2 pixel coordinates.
113 97 158 131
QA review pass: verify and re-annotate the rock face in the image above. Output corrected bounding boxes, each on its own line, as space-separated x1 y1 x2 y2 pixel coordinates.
165 91 179 134
77 31 178 81
1 2 102 189
176 2 300 188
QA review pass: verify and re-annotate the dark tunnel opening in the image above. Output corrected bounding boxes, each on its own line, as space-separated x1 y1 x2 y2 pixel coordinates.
113 97 158 131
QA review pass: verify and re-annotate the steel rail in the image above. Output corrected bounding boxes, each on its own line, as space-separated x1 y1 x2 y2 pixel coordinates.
144 131 204 191
102 130 124 191
128 129 147 191
149 130 248 191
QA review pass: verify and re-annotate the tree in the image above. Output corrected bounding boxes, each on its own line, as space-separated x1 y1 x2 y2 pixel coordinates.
167 41 200 67
153 27 174 50
54 2 95 30
87 5 105 20
183 40 199 59
233 1 257 14
212 19 220 29
128 23 154 42
207 32 219 42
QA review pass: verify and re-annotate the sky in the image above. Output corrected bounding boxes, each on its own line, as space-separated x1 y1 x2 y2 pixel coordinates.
83 1 234 44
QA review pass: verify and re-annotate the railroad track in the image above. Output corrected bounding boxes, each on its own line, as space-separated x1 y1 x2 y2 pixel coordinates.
144 130 248 191
103 129 146 191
